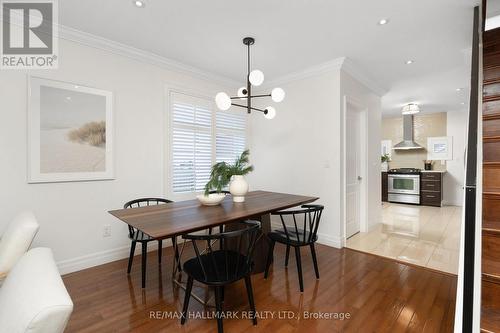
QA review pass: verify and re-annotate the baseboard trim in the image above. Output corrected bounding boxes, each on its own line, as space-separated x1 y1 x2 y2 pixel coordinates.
317 233 343 249
270 221 343 249
58 227 344 275
57 239 174 275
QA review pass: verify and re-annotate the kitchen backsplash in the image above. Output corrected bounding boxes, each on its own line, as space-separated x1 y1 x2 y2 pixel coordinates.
382 112 447 171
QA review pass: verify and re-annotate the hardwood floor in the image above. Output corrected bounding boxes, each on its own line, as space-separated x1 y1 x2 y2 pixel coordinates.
63 244 456 332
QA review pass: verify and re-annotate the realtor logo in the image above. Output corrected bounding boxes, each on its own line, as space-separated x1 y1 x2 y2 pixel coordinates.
1 0 58 69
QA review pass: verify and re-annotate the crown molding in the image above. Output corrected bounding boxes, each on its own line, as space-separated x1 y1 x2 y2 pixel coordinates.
264 57 387 97
340 58 387 97
264 57 346 88
58 25 240 88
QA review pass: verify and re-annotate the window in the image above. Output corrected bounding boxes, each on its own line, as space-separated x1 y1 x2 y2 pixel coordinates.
170 92 246 194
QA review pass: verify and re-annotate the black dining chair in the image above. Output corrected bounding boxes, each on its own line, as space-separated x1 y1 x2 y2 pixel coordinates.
264 204 324 292
180 220 260 333
123 198 173 288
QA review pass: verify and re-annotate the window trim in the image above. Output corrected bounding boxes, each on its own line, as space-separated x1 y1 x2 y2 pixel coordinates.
164 84 248 201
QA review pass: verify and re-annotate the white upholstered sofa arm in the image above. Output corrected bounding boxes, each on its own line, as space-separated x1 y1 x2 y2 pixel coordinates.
0 248 73 333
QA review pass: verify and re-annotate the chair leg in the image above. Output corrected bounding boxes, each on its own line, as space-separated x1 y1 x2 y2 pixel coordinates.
294 246 304 292
214 286 224 333
127 241 136 274
218 225 224 250
158 240 162 265
141 242 147 288
285 244 290 267
181 276 193 325
244 276 257 326
310 243 320 279
172 236 182 273
264 240 275 279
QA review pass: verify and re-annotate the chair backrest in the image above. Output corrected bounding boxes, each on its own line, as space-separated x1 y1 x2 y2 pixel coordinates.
123 198 172 238
0 248 73 333
0 211 39 280
272 204 324 245
182 220 260 283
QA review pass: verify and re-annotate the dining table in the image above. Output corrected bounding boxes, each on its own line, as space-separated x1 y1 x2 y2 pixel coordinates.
109 190 319 303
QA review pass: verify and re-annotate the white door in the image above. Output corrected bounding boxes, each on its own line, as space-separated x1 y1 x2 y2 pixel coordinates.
346 106 362 238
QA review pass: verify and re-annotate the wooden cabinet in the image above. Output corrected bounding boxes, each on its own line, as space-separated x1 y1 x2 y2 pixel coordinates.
420 172 443 207
382 172 388 202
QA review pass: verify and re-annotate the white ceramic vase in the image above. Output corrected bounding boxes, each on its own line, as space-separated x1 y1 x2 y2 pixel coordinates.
229 175 249 203
381 161 389 172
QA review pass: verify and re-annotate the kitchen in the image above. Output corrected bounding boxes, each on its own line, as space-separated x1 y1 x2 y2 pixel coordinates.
346 107 466 274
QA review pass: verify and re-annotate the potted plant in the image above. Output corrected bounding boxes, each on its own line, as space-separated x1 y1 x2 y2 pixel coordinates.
381 154 390 172
204 149 254 203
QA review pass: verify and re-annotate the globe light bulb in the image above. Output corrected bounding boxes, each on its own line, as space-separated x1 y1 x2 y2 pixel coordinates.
215 92 231 111
271 87 285 102
264 106 276 120
237 87 247 99
249 70 264 86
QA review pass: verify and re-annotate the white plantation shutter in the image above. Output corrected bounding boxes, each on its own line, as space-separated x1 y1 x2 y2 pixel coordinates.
171 93 212 193
170 92 247 194
216 112 246 163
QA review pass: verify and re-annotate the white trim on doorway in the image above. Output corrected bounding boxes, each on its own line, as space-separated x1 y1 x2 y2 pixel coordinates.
342 95 369 247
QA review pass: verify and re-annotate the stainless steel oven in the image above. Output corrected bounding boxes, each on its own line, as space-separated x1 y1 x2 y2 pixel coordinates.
388 172 420 204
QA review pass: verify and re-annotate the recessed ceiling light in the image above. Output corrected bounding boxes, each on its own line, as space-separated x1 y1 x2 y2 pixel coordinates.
456 88 463 92
460 102 465 105
133 0 145 8
405 60 414 65
378 18 389 25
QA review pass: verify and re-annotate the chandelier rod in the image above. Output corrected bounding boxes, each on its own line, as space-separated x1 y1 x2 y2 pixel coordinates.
231 103 268 114
230 93 271 99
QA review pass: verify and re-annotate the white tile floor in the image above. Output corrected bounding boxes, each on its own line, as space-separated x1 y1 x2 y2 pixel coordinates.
346 202 462 274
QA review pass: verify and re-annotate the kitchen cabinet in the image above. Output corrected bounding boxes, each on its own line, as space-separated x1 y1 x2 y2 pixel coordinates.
382 172 388 202
420 171 444 207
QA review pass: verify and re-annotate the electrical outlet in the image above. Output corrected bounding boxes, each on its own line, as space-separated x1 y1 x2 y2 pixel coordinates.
103 225 112 237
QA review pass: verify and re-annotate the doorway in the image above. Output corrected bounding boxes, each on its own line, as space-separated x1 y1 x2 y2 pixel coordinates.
345 99 366 239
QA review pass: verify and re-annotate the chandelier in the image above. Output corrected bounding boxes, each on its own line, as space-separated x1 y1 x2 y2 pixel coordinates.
214 37 285 119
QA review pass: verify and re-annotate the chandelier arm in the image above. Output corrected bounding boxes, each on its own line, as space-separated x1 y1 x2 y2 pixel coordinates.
248 94 272 98
229 94 271 100
231 103 267 113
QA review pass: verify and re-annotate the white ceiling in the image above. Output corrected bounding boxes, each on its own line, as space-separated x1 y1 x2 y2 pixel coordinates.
59 0 478 116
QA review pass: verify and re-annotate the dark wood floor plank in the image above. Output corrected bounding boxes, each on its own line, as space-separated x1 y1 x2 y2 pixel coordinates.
63 245 457 333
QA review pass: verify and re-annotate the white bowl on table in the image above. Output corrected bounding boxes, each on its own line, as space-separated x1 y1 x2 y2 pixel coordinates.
196 193 227 206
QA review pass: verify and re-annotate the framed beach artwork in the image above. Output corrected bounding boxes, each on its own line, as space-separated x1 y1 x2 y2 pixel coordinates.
28 77 114 183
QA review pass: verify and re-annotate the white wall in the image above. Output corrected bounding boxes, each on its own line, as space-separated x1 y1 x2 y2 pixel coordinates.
248 61 382 247
340 71 382 234
0 38 231 274
444 110 467 206
248 69 343 247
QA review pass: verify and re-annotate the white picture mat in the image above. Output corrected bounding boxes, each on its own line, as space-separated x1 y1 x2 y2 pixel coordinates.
427 136 453 161
28 76 114 183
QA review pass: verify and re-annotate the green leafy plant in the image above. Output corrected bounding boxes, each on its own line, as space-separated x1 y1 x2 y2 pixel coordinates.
381 154 391 163
204 149 254 195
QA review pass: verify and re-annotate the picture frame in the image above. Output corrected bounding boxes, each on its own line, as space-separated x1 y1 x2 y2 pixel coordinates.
28 77 114 183
427 136 453 161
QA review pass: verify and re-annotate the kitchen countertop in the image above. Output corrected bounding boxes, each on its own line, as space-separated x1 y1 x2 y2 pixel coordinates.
381 170 447 173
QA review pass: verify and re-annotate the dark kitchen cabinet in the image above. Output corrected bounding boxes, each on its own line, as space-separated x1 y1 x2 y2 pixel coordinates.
420 172 443 207
382 172 388 202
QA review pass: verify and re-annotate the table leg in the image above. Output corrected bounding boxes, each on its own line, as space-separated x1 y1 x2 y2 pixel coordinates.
224 213 272 274
171 236 215 307
253 213 272 273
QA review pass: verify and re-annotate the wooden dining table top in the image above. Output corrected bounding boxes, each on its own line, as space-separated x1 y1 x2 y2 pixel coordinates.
108 190 319 239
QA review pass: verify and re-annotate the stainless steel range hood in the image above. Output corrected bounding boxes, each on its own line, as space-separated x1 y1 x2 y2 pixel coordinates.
393 115 424 150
